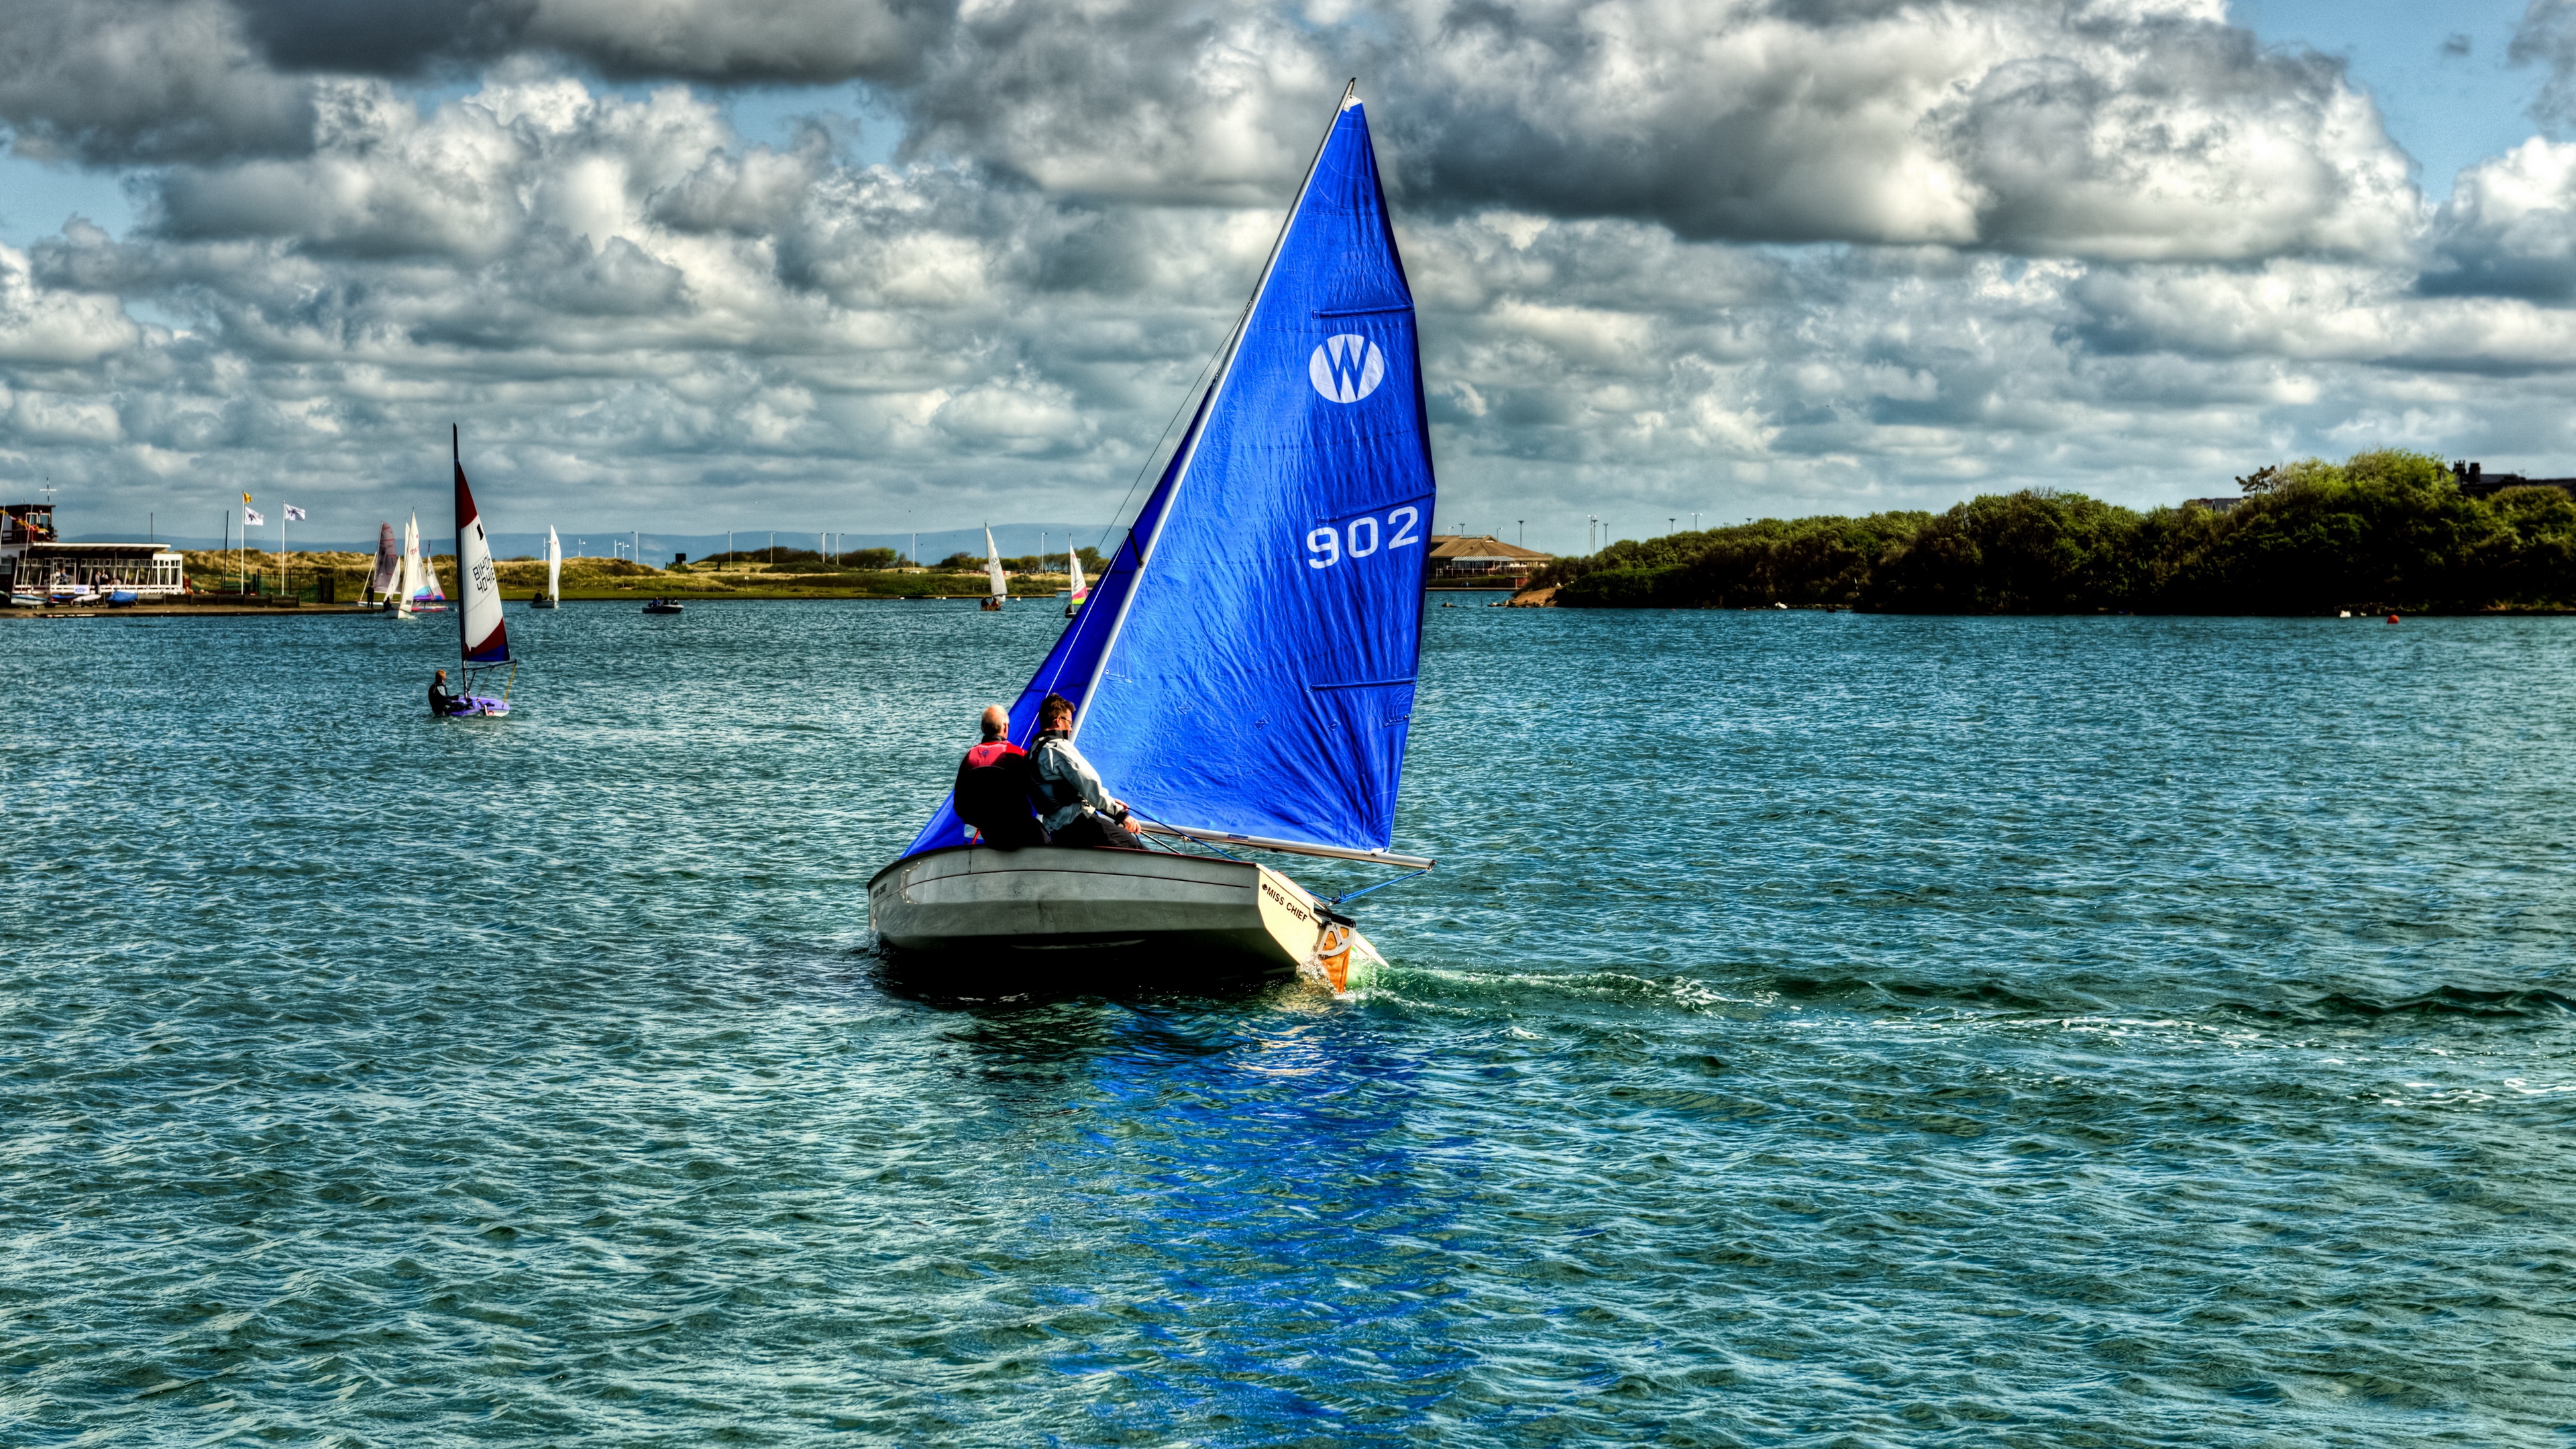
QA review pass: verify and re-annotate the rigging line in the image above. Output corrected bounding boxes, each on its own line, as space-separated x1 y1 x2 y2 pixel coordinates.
1094 328 1228 557
1328 867 1430 907
1073 83 1356 743
1122 812 1242 861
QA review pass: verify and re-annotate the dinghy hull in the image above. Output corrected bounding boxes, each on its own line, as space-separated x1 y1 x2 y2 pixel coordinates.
869 845 1372 985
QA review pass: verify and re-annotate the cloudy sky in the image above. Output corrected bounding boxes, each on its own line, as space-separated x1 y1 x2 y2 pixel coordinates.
7 0 2576 552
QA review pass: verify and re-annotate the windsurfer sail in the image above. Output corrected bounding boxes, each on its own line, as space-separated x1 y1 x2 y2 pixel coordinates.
1065 545 1087 617
903 84 1434 868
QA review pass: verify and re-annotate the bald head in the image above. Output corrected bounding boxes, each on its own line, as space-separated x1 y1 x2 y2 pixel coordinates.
979 705 1010 741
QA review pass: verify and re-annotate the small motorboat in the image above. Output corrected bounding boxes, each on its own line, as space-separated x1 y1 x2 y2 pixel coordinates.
643 598 684 614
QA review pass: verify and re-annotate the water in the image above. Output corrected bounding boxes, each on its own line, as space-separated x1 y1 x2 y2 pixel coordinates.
5 603 2573 1446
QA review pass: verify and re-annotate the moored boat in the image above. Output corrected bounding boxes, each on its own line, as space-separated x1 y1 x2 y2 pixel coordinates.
869 84 1436 991
643 598 684 614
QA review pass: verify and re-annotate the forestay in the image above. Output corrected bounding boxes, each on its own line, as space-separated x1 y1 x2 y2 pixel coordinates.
906 93 1434 861
453 430 510 666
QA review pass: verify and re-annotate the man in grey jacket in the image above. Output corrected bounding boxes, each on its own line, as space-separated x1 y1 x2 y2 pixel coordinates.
1029 692 1144 849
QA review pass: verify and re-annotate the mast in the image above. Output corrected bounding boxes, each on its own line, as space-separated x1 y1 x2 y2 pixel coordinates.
1070 80 1357 740
455 426 466 663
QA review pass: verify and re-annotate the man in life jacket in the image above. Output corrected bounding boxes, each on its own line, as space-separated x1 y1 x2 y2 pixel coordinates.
1029 692 1144 849
953 704 1048 849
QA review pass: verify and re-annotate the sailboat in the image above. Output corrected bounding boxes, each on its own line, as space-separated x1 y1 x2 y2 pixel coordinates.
368 523 399 607
869 85 1434 990
979 526 1006 610
443 427 513 717
532 525 561 607
396 513 447 616
1065 545 1087 617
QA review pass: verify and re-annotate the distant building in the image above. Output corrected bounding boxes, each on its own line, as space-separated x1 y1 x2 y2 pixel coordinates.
2450 461 2576 500
1426 535 1553 587
2184 497 2241 513
2 504 186 600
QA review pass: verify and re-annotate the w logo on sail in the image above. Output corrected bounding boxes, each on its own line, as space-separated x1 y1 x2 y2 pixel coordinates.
1309 334 1385 403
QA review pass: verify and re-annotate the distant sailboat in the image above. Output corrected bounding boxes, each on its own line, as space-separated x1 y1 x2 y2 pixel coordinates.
871 84 1434 990
398 512 447 616
980 526 1006 610
369 523 399 607
1065 545 1087 617
443 427 513 717
532 525 561 607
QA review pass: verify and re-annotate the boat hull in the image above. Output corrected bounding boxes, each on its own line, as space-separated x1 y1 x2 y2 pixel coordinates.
869 845 1373 986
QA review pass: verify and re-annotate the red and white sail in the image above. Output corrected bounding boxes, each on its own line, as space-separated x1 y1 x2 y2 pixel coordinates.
454 427 510 665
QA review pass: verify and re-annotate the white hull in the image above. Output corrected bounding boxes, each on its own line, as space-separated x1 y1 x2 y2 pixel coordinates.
869 845 1377 988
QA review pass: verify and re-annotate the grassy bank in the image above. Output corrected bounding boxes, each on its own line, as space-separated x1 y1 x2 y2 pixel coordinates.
175 550 1079 601
1540 450 2576 613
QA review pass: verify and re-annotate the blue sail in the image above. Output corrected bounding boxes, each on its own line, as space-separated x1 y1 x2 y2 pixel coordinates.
906 95 1434 859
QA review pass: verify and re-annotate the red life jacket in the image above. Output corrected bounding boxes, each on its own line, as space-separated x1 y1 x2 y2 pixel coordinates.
954 741 1039 837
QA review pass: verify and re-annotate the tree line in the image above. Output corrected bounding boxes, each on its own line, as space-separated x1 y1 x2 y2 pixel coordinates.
932 547 1107 574
1537 451 2576 613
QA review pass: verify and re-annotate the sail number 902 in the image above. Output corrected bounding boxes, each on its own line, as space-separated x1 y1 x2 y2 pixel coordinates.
1307 506 1421 570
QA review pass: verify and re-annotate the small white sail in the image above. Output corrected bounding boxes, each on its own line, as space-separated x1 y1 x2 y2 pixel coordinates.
396 513 422 619
546 525 561 601
402 511 448 610
985 527 1007 601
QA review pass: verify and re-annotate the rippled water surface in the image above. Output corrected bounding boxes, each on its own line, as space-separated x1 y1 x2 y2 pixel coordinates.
5 602 2574 1446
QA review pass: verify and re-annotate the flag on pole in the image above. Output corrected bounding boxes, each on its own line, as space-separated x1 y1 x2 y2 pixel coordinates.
244 507 264 527
285 505 306 521
241 492 253 504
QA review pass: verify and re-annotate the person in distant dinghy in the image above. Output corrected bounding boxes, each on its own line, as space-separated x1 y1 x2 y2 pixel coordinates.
953 705 1048 849
1030 693 1144 850
427 669 466 717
